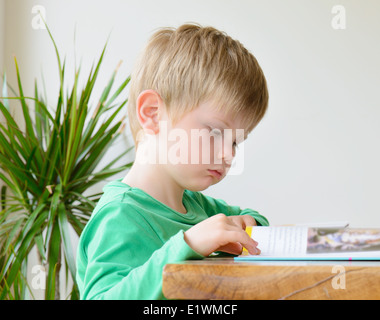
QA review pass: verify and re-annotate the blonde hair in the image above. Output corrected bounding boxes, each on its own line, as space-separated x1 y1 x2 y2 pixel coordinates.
128 23 268 146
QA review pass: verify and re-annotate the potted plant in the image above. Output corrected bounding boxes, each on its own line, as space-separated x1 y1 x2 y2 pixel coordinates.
0 25 133 299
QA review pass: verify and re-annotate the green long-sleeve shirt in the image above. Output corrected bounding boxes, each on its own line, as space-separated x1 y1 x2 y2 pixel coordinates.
76 179 269 299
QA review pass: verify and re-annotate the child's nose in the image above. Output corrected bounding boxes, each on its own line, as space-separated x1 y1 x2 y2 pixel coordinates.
216 141 235 164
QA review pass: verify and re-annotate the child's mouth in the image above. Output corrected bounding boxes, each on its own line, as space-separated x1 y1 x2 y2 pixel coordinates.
208 169 222 179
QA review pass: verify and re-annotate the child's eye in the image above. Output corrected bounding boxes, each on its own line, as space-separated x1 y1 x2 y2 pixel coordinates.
209 127 222 136
232 142 239 157
233 141 238 153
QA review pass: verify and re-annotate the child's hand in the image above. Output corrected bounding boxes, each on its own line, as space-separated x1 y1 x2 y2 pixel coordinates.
184 214 260 256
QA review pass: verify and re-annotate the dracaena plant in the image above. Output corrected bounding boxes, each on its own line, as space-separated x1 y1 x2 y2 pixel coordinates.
0 25 133 299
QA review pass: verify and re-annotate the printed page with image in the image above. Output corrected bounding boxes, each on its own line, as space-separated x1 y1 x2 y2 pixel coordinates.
235 225 380 261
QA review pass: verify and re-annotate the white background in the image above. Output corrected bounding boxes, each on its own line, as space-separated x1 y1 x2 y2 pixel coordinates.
1 0 379 230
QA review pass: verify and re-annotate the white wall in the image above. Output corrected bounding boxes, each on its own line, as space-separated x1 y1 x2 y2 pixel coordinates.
206 1 380 228
3 0 380 230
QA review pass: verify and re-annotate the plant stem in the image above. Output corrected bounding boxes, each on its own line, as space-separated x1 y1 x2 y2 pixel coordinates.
55 242 61 300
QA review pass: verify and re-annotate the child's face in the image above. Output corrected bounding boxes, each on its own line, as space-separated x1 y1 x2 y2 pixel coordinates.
158 101 246 191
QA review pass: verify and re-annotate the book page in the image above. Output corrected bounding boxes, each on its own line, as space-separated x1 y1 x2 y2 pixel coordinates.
306 228 380 254
303 227 380 258
251 226 308 256
242 226 380 259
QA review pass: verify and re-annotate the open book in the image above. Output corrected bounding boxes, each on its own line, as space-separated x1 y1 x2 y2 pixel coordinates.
235 225 380 261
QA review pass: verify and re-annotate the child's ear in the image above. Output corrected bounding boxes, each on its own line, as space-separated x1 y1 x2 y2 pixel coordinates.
136 90 164 134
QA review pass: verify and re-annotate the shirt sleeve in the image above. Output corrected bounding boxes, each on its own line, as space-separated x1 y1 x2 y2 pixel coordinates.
76 203 204 300
191 191 269 226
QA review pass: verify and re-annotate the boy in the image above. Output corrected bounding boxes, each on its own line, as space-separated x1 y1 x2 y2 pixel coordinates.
76 23 269 299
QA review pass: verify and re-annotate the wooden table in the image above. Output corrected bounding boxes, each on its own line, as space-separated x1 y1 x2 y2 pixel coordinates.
162 258 380 300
